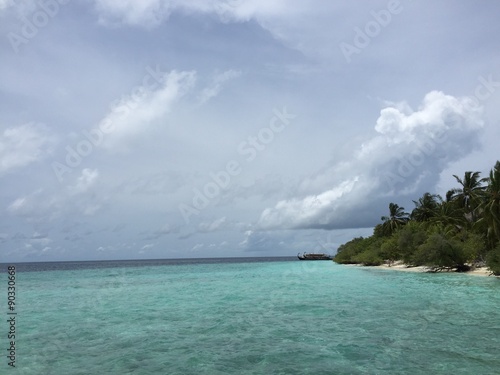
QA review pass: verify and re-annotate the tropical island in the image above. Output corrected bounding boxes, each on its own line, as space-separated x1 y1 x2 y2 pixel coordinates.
334 161 500 276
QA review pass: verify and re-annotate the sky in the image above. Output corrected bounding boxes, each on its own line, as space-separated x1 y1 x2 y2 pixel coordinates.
1 0 500 262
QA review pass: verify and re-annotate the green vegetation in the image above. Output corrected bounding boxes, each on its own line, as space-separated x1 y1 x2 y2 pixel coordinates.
334 161 500 275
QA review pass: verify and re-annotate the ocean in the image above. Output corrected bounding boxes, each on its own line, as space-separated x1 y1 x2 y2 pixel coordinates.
1 257 499 374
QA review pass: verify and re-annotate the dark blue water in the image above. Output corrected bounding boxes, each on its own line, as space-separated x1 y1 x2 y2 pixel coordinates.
0 256 297 272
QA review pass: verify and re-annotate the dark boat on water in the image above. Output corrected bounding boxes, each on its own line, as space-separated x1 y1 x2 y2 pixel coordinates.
297 252 333 260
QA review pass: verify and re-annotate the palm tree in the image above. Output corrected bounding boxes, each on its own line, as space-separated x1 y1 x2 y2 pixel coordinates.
482 162 500 247
445 189 455 202
411 192 441 222
429 199 467 233
449 171 487 222
381 203 409 235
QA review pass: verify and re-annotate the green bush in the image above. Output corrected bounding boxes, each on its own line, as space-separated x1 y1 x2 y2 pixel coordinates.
460 232 487 263
334 237 369 264
351 237 385 266
486 245 500 275
413 233 467 270
379 237 399 264
334 236 387 265
352 248 384 266
396 222 427 265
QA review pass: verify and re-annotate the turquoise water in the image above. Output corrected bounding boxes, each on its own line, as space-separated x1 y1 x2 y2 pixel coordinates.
3 259 500 374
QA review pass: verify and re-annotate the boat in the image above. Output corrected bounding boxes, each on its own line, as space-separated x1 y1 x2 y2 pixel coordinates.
297 252 333 260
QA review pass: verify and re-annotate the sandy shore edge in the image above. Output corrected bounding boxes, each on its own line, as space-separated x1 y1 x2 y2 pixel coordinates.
342 261 497 277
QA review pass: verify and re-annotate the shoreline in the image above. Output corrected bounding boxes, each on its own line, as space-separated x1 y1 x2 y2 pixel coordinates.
342 261 497 277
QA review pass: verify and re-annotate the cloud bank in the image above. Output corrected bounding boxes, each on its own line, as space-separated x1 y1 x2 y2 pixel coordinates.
92 0 288 27
2 0 499 262
258 91 484 230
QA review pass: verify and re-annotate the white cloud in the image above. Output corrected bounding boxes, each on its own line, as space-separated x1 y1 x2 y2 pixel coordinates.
92 0 289 27
191 243 204 251
198 216 227 232
259 178 360 229
94 0 170 27
0 123 56 174
199 70 241 104
239 229 288 252
99 70 196 151
7 168 103 221
0 0 11 10
70 168 99 195
258 91 484 230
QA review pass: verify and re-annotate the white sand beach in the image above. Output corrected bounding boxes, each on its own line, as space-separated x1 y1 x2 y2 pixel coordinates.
343 261 497 277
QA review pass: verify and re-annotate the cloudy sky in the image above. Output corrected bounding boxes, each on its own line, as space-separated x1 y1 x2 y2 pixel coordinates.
1 0 500 262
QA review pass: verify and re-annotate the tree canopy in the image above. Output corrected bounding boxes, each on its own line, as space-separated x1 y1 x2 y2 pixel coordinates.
334 161 500 275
